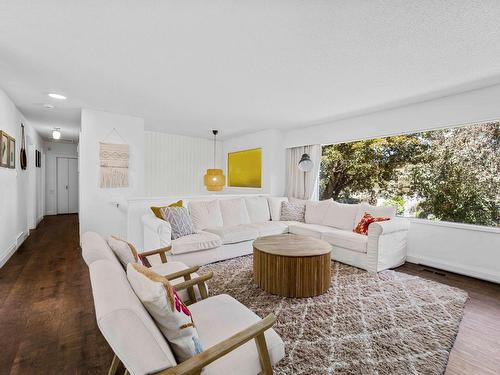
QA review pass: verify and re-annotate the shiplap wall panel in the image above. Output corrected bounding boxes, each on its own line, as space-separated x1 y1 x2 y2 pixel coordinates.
145 131 223 196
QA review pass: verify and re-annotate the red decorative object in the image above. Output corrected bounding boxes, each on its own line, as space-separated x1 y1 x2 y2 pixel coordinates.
353 212 390 235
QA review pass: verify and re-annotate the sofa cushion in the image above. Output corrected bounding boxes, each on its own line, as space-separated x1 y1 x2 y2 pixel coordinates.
189 294 285 375
150 262 206 303
355 202 397 225
219 198 251 226
170 231 222 255
249 221 288 237
305 199 332 224
288 222 337 239
323 202 360 230
188 200 223 231
127 263 204 362
321 229 368 253
245 197 271 223
267 197 288 221
160 206 197 240
107 235 138 266
205 225 259 245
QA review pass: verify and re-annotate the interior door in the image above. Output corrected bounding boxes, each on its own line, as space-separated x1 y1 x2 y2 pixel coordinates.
57 157 69 214
68 158 79 213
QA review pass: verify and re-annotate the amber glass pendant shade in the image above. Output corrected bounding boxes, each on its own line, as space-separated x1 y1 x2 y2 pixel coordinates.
204 168 225 191
204 130 225 191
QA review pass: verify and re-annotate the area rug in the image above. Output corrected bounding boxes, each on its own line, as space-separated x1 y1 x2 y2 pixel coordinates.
200 256 468 375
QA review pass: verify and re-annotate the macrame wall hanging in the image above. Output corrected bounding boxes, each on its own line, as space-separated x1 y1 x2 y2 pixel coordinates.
100 128 129 188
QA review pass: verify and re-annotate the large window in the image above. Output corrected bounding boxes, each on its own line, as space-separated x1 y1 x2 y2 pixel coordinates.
319 122 499 227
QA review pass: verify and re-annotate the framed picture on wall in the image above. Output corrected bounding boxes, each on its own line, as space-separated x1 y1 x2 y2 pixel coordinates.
8 136 15 168
227 148 262 188
0 131 9 168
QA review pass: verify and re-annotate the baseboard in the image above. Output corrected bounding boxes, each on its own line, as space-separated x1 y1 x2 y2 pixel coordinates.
17 230 29 247
0 242 17 268
36 215 44 226
45 210 57 216
0 231 29 268
406 254 500 284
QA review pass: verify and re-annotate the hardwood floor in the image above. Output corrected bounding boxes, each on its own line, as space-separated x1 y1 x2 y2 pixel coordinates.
0 214 499 374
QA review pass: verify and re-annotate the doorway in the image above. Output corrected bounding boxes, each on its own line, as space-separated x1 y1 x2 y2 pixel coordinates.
57 157 78 214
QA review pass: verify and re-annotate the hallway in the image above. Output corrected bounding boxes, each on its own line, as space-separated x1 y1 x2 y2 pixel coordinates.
0 215 111 374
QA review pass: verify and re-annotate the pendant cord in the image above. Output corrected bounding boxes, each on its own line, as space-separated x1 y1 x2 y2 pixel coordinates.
213 133 216 168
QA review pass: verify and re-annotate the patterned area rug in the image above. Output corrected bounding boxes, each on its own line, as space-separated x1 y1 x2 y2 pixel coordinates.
200 256 468 375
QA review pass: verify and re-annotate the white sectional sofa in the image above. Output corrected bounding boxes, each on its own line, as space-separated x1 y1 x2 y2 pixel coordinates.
142 196 410 273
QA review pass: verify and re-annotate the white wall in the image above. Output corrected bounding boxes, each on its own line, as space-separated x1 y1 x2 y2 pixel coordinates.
284 83 500 147
145 131 222 196
79 109 144 239
0 88 44 267
44 141 78 215
222 129 285 197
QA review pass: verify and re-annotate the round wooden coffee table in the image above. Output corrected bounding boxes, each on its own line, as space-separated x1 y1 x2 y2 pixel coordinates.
253 234 332 298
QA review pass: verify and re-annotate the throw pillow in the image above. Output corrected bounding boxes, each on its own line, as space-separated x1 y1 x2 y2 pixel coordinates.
280 201 305 222
160 206 197 240
354 202 396 227
107 235 139 266
353 212 390 235
267 197 288 221
127 263 204 362
150 200 183 220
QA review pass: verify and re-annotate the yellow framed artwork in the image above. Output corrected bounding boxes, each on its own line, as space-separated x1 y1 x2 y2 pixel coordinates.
227 148 262 188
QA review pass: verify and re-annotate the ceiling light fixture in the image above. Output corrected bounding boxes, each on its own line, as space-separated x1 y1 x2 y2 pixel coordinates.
52 128 61 140
48 93 67 100
203 130 225 191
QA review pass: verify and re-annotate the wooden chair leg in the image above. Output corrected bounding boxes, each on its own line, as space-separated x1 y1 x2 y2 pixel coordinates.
198 282 209 299
183 274 197 303
123 369 130 375
255 333 273 374
107 354 121 375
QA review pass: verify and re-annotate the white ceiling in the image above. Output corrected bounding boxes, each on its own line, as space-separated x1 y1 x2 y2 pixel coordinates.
1 1 500 141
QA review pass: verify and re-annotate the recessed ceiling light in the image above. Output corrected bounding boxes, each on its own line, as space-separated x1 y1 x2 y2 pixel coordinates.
43 104 55 109
52 128 61 140
48 93 66 100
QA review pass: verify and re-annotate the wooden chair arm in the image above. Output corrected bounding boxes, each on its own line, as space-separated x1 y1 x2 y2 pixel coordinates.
173 272 213 292
138 246 172 266
156 314 277 375
163 266 200 281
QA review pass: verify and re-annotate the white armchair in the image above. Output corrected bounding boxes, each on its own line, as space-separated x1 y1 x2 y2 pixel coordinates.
366 218 410 272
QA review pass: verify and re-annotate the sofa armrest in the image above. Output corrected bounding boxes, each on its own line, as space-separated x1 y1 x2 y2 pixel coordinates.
142 213 172 250
366 218 410 273
368 218 410 236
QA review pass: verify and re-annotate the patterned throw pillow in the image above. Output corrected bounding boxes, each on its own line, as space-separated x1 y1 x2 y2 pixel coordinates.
160 206 197 240
150 200 183 220
107 235 139 266
353 212 390 235
280 201 305 222
127 263 204 362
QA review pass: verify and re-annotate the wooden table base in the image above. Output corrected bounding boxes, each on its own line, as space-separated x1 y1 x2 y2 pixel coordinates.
253 248 331 298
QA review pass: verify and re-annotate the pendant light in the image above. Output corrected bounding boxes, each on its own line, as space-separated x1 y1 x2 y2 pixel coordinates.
204 130 225 191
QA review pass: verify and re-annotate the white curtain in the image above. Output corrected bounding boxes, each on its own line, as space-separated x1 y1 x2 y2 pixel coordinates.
285 144 321 200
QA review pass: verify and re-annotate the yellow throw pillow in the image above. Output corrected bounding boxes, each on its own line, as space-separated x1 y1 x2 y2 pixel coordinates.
151 200 183 219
